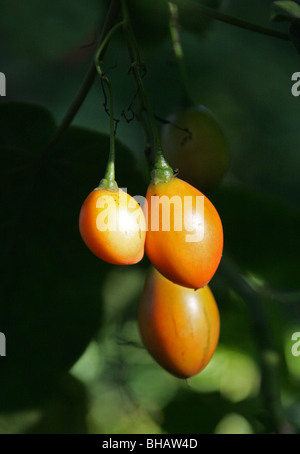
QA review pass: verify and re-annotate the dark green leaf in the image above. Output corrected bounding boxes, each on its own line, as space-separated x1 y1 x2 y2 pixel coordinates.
0 103 56 152
0 102 146 410
161 390 265 434
270 1 300 22
211 186 300 291
26 374 88 434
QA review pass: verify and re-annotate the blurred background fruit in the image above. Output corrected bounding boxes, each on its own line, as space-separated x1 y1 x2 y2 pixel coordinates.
161 105 229 192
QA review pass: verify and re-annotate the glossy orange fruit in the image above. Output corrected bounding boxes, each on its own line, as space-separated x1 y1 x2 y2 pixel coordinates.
79 188 146 265
138 268 220 378
143 177 223 289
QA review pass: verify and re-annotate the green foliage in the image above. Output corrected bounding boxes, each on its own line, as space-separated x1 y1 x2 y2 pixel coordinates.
271 0 300 53
0 102 145 411
271 1 300 22
212 186 300 291
161 389 264 434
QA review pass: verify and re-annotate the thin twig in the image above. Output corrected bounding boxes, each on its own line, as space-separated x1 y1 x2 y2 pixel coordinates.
174 0 290 41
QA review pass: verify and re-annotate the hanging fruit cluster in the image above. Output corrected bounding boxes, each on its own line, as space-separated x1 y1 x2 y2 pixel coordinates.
79 0 227 379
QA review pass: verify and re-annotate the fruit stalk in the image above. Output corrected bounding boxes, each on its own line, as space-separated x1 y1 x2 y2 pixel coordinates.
122 0 173 184
94 23 125 191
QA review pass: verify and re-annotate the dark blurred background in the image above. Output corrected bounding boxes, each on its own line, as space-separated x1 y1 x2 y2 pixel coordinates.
0 0 299 434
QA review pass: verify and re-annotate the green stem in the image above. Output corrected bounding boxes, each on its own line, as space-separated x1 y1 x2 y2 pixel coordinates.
94 25 124 192
121 0 173 184
94 22 124 66
168 2 193 109
173 0 290 41
97 77 118 191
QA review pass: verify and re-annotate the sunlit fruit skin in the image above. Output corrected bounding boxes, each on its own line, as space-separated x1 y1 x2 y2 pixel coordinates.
143 177 223 289
138 268 220 379
161 105 229 192
79 188 146 265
